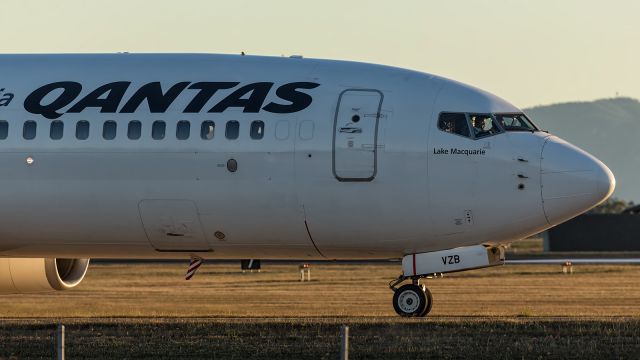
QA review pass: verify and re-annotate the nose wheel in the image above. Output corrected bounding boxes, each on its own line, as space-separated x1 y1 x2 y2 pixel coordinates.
392 283 433 317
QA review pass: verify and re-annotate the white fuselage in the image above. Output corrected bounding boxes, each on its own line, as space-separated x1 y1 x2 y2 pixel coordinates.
0 54 614 260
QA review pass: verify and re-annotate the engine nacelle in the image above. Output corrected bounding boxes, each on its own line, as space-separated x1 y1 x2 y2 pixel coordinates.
0 258 90 294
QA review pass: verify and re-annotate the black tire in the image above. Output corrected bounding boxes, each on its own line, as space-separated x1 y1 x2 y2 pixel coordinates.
392 284 427 317
419 286 433 317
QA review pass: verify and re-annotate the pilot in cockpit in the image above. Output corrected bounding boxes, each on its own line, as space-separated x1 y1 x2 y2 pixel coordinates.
471 115 499 138
471 116 485 136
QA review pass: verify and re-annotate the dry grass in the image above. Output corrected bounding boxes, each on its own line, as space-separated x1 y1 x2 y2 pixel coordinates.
0 261 638 318
0 262 638 358
507 237 544 253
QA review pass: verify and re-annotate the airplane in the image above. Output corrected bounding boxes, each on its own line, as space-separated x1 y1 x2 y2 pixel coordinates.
0 53 615 317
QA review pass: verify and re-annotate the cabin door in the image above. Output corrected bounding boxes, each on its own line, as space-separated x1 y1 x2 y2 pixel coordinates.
332 89 383 181
139 199 211 252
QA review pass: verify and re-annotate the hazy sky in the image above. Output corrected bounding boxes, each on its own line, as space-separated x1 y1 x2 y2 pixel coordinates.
1 1 638 107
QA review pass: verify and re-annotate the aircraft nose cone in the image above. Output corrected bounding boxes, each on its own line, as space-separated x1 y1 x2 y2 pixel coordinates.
540 136 615 225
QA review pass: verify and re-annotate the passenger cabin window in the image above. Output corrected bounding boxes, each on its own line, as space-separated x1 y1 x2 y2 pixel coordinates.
127 121 141 140
225 120 239 140
76 120 90 140
469 114 501 138
103 120 117 140
250 121 265 140
23 121 37 140
0 121 8 140
176 120 190 140
494 114 537 132
201 121 215 140
50 120 64 140
438 113 471 138
152 121 166 140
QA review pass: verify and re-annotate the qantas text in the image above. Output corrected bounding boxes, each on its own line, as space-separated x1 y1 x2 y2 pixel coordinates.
21 81 321 119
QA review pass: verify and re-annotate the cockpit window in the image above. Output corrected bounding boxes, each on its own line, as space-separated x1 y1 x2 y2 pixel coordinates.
469 114 501 138
438 112 471 138
494 113 537 132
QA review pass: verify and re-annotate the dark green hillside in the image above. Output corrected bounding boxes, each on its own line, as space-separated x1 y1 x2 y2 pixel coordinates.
525 97 640 202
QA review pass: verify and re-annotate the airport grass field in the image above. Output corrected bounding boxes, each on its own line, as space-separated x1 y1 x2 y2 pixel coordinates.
0 261 639 358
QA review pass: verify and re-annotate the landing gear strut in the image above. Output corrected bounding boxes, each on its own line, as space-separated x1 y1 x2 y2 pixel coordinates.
389 276 433 317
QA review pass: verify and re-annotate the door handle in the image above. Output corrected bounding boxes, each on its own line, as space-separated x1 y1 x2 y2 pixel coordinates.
340 127 362 133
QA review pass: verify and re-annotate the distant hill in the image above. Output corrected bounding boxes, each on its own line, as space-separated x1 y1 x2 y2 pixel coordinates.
524 97 640 203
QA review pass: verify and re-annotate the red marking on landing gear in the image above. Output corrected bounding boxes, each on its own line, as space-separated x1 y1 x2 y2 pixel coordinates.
412 253 416 276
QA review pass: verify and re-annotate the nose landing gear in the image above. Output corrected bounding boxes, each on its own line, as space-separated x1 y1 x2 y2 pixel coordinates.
390 276 433 317
391 246 505 317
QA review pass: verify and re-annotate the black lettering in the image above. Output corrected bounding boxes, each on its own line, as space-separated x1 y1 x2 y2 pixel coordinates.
68 81 131 114
441 255 460 264
262 82 319 113
184 82 239 113
24 82 82 119
120 82 190 113
210 82 273 113
0 93 14 107
441 255 462 264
